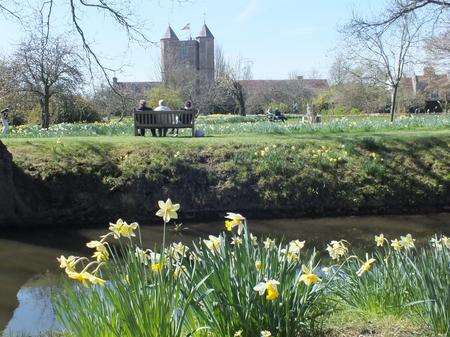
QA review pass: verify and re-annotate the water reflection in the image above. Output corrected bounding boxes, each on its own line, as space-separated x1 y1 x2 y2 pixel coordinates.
1 213 449 336
3 285 59 337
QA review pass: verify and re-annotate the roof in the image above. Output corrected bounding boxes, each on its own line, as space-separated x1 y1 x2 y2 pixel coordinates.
239 78 329 92
162 26 179 40
197 24 214 38
115 81 162 96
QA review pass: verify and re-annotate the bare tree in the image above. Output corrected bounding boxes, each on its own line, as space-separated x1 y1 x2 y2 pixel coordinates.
344 14 422 121
350 0 449 29
216 50 253 116
12 19 83 128
425 29 450 69
0 1 186 86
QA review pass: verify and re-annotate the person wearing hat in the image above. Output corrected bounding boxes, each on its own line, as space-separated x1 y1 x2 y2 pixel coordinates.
1 107 10 136
154 99 171 137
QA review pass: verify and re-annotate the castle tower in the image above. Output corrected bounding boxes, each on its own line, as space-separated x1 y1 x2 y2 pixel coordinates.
160 26 179 83
197 24 215 85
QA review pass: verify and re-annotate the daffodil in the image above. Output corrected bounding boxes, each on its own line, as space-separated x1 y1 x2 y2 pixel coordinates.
250 233 258 246
391 239 402 251
234 330 243 337
288 239 305 253
151 262 163 273
87 240 109 262
173 264 187 278
261 330 272 337
442 235 450 249
400 234 415 250
225 212 245 235
326 240 348 260
263 237 276 250
135 247 150 265
57 255 79 272
231 236 243 246
356 254 376 277
108 219 139 239
156 199 180 223
169 242 189 260
204 235 222 253
65 262 105 287
255 260 263 271
299 265 321 286
254 279 280 301
374 234 386 247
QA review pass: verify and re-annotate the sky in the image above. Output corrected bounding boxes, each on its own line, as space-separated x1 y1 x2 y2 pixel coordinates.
0 0 389 82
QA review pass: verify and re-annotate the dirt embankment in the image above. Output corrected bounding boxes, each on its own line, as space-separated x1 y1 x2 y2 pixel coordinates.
1 136 449 228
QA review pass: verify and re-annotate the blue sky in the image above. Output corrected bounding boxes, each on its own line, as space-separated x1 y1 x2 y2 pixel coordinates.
0 0 387 82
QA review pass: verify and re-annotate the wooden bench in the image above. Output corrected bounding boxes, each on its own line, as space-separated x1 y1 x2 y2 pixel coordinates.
133 110 197 137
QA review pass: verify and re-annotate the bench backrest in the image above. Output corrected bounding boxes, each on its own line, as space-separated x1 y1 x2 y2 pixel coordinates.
133 110 196 127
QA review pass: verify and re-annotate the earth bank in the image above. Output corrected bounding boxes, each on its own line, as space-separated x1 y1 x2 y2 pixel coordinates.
1 133 449 228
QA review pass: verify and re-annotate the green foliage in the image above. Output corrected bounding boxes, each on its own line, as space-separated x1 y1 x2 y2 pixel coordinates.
265 101 290 114
53 95 101 123
145 86 184 110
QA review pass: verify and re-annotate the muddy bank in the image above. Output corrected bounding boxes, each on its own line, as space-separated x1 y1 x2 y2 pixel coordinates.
1 135 449 228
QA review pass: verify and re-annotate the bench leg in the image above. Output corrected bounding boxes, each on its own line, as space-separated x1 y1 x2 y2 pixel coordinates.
191 126 195 137
141 128 146 136
134 126 139 136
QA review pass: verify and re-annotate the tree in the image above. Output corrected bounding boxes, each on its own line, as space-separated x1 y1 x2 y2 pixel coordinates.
425 29 450 69
215 49 253 116
12 30 83 128
343 14 422 121
350 0 449 29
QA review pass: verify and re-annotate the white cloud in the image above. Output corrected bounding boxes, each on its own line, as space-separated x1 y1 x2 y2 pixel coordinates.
237 0 260 22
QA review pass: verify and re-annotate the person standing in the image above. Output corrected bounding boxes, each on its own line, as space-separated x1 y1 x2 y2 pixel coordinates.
1 107 10 136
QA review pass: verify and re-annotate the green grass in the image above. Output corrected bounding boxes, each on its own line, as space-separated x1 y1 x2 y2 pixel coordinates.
3 114 449 139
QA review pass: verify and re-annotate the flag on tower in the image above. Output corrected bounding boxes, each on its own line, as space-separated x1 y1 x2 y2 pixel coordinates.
181 23 190 31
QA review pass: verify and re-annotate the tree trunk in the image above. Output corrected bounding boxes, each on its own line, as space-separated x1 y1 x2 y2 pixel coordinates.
390 85 399 122
40 94 50 129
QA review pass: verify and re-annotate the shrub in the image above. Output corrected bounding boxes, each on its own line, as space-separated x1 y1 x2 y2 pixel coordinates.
145 86 184 110
53 95 101 123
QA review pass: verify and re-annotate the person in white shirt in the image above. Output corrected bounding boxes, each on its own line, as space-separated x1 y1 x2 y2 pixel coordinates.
153 100 171 136
1 108 10 136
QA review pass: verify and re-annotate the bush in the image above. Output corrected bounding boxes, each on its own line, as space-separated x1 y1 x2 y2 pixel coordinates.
265 102 290 114
145 86 184 110
53 95 101 123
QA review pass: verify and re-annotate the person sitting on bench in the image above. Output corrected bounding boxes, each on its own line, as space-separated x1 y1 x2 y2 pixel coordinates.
154 99 171 137
136 100 156 136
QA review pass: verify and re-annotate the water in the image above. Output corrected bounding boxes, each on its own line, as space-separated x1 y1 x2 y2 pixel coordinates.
1 213 449 336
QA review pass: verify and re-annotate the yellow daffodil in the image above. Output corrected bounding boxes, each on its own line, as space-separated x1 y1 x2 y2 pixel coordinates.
391 239 402 251
231 236 243 246
151 262 163 273
261 330 272 337
400 234 415 250
254 279 280 301
87 240 109 262
169 242 189 260
326 240 348 260
255 260 263 271
250 233 258 246
356 254 376 277
173 264 187 278
92 250 109 262
57 255 79 272
299 265 321 286
135 247 150 265
263 237 276 250
288 239 305 254
65 261 105 287
156 199 180 223
108 219 139 239
234 330 243 337
442 235 450 249
225 212 245 235
204 235 222 253
374 234 386 247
